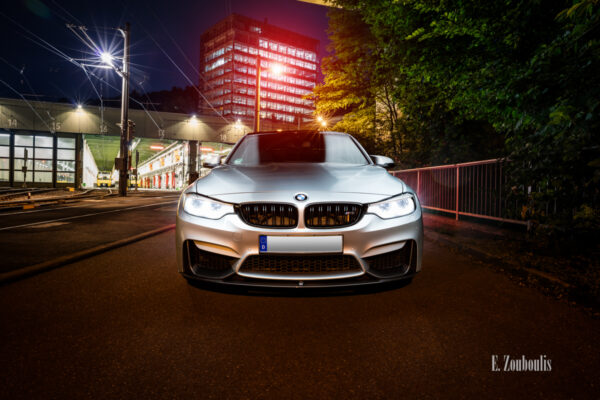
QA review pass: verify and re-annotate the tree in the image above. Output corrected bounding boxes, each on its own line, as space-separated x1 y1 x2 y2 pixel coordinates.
313 3 504 166
309 10 383 155
322 0 599 232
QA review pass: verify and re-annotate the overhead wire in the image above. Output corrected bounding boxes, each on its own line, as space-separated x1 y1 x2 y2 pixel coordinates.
142 30 231 124
1 5 228 133
49 0 84 25
148 9 217 93
0 56 40 100
120 3 230 123
0 78 53 132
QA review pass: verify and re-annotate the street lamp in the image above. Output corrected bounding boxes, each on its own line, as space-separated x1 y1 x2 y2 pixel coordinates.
271 63 284 76
66 22 130 195
96 26 130 196
254 57 283 132
100 51 113 65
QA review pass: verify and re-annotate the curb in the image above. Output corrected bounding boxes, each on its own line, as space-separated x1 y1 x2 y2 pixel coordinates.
424 230 571 289
0 189 94 205
0 192 118 211
0 224 176 285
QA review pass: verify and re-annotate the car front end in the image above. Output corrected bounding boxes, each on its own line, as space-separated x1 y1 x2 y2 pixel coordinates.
175 131 423 288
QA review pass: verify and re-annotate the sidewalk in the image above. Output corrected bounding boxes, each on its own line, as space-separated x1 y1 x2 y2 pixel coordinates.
422 212 600 314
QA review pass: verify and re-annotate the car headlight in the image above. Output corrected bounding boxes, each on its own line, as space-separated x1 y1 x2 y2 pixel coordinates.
367 193 416 219
183 193 234 219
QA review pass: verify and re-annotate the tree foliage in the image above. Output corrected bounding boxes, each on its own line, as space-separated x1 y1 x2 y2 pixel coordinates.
316 0 599 230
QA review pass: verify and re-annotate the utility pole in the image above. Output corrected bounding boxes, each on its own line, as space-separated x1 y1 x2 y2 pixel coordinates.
118 22 130 197
135 149 139 191
66 22 131 194
254 55 261 132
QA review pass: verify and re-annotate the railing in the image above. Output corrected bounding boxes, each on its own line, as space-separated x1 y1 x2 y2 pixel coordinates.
392 159 527 225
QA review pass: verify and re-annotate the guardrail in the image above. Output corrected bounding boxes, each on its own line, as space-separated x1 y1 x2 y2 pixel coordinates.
392 159 527 225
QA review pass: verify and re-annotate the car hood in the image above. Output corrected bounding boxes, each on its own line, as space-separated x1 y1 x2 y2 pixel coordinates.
193 163 407 204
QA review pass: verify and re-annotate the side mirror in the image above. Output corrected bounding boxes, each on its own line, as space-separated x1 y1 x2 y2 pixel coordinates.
202 154 222 169
370 155 395 169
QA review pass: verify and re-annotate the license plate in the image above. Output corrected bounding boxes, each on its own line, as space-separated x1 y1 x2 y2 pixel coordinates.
259 235 342 254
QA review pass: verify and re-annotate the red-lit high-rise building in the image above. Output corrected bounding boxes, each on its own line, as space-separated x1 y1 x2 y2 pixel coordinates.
199 14 318 129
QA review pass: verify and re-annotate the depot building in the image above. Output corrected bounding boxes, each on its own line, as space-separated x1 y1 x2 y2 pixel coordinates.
0 97 250 189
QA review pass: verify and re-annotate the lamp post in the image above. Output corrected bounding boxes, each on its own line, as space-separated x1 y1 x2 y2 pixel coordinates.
317 115 327 130
117 23 130 197
254 55 262 132
254 58 283 132
66 23 130 194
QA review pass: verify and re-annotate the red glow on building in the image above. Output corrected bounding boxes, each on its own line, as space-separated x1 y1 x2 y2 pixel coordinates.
199 14 319 129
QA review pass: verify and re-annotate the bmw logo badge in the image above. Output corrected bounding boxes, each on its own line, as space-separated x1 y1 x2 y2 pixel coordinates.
295 193 308 201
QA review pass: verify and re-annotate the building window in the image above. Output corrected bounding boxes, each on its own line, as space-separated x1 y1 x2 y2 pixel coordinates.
0 133 9 182
33 134 53 183
57 136 76 184
13 134 34 182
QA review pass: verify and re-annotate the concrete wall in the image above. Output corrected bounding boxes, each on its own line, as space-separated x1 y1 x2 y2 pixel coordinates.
0 97 250 143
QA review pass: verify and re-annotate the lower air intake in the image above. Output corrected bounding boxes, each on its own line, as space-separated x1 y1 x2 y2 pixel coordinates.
365 240 415 277
239 254 362 274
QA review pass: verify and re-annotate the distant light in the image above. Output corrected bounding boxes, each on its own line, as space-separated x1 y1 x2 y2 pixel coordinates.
200 146 214 152
320 120 327 127
76 104 83 113
271 63 284 76
150 145 164 151
100 52 113 65
276 129 283 132
317 115 323 122
189 115 198 125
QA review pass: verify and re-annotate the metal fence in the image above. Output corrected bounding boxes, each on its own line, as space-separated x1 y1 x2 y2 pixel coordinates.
392 159 527 225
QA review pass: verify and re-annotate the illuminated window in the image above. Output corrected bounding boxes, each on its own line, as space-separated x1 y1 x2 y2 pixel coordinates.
206 57 226 71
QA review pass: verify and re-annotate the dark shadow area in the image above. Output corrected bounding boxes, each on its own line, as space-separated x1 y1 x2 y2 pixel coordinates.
423 208 527 233
185 277 414 298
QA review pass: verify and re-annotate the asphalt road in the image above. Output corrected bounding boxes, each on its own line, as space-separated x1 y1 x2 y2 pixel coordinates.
0 192 180 273
1 227 599 398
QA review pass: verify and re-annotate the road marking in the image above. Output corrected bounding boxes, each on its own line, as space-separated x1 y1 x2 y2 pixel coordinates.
0 197 177 216
0 224 175 285
0 201 177 231
1 204 92 216
29 222 70 229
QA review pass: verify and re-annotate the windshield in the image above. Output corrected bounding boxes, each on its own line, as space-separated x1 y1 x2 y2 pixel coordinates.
226 132 370 166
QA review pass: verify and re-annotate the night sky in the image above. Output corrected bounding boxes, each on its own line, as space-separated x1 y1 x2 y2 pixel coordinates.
0 0 330 104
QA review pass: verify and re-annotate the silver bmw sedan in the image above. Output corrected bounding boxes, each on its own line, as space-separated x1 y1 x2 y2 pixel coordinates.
176 130 423 288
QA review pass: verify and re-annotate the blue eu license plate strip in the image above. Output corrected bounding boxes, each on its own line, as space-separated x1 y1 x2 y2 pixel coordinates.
259 235 268 252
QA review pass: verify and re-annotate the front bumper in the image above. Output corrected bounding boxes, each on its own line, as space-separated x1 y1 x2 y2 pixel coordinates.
176 205 423 287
